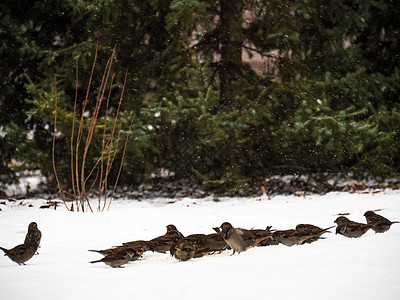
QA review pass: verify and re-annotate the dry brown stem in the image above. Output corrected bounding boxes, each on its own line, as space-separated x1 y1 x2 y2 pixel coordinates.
52 47 131 212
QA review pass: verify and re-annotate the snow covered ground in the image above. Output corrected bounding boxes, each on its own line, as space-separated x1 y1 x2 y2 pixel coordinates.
1 190 399 300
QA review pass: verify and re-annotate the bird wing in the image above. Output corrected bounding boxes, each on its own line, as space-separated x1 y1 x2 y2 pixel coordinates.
236 228 250 238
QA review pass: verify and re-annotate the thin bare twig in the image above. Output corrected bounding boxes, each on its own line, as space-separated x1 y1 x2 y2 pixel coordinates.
80 48 115 213
98 73 114 211
107 114 135 211
75 46 98 211
55 47 130 213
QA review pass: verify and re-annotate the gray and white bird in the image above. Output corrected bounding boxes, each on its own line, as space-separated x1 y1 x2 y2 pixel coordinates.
217 222 272 255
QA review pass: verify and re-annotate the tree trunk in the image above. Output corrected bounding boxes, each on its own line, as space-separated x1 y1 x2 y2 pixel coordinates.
219 0 244 106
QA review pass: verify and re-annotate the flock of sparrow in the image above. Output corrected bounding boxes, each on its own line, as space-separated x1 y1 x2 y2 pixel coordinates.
1 210 398 267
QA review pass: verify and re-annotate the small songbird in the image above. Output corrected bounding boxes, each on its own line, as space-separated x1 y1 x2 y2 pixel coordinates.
257 226 279 246
216 223 246 254
218 222 272 255
171 240 198 261
170 234 209 260
273 224 332 246
166 224 185 239
185 234 210 258
205 232 229 253
90 248 138 268
90 240 150 256
88 246 139 260
295 224 334 235
294 224 334 244
89 240 153 259
122 240 154 256
272 229 310 246
246 226 275 247
150 225 185 253
0 242 38 265
364 211 400 233
88 247 123 256
334 216 372 238
24 222 42 253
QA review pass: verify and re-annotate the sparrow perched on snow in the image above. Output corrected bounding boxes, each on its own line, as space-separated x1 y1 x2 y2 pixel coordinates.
0 242 38 265
257 226 280 246
24 222 42 253
247 226 275 246
89 240 152 259
166 224 185 239
364 211 400 233
294 224 334 244
170 234 209 260
205 232 229 253
334 216 372 238
217 222 272 255
170 240 198 261
272 229 312 246
121 240 154 255
150 224 185 253
88 247 122 256
295 224 333 235
90 248 139 267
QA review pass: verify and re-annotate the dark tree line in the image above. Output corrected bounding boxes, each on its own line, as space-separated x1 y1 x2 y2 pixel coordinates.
1 0 399 192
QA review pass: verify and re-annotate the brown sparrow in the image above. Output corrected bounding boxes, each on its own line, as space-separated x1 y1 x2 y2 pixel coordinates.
273 224 332 246
90 248 138 267
24 222 42 254
334 216 372 238
272 229 310 246
1 242 38 265
257 226 280 246
205 232 229 253
89 241 151 259
166 224 185 239
170 240 198 261
150 225 185 253
170 234 209 260
295 224 334 244
364 211 399 233
121 240 154 255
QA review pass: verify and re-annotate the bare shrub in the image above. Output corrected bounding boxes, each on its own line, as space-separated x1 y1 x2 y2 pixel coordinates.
52 47 133 212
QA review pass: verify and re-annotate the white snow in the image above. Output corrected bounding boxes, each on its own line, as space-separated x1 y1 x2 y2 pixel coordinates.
3 170 46 196
1 190 400 300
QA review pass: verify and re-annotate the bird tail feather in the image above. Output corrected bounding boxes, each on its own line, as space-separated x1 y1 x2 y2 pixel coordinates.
321 225 335 233
88 250 101 253
90 260 101 264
